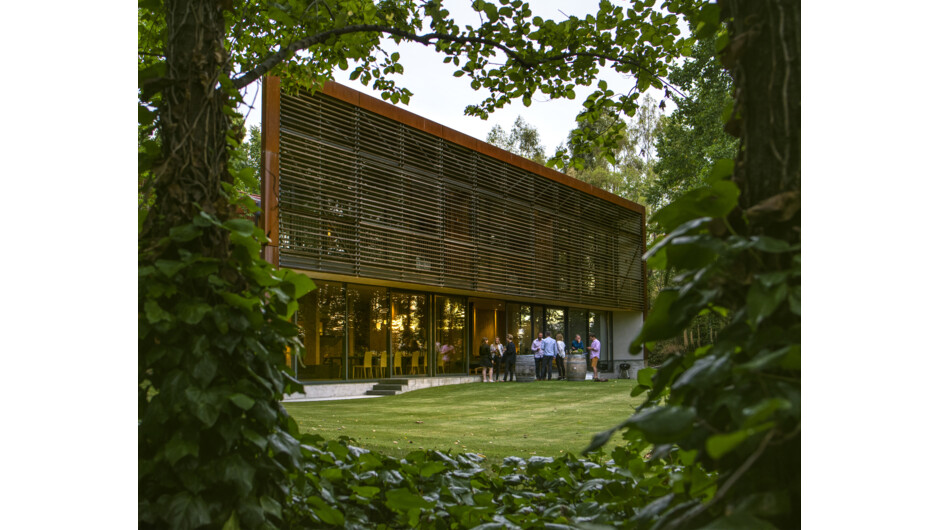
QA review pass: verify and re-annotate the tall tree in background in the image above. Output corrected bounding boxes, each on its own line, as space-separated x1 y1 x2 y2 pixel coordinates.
649 35 738 212
485 115 546 164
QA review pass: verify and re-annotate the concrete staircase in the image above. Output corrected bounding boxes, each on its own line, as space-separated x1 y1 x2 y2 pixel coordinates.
365 379 409 396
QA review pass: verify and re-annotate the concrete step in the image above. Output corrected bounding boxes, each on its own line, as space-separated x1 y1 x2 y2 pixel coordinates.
385 379 410 385
373 384 405 391
365 389 399 396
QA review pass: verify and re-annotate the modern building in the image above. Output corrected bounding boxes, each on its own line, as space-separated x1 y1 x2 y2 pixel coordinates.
259 77 646 395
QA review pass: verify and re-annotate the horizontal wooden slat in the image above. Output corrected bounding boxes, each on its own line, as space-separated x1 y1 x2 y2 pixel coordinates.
277 89 646 310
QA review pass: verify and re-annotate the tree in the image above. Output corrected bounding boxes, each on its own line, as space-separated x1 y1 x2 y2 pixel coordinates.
485 115 547 164
230 124 262 195
649 35 738 212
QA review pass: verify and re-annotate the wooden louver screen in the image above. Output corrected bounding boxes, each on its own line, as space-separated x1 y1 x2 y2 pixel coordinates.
277 89 645 311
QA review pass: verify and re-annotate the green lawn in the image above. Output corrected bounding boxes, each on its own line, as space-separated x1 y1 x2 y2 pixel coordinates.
283 379 644 461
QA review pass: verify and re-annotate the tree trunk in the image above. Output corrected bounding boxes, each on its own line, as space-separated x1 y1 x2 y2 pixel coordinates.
724 0 800 244
142 0 233 257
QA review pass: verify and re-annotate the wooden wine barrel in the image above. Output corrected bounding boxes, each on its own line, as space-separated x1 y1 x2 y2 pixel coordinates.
566 354 587 381
516 354 536 382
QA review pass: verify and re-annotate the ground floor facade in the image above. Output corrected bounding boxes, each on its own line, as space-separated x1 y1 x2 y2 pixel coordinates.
288 276 645 384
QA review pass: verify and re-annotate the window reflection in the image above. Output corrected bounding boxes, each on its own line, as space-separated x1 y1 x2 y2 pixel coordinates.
391 292 428 376
348 285 388 380
532 305 544 338
507 303 531 356
435 295 466 374
568 308 587 350
296 281 345 381
545 307 565 341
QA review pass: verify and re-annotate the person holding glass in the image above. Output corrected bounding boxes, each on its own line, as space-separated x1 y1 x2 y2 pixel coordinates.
502 335 517 382
554 333 567 379
587 333 601 381
531 332 544 381
479 337 494 382
491 336 505 382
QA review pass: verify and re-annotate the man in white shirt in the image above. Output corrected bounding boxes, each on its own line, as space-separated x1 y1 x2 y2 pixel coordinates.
531 333 544 381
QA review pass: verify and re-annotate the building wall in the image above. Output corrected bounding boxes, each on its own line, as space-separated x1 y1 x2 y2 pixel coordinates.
270 81 646 313
611 311 645 378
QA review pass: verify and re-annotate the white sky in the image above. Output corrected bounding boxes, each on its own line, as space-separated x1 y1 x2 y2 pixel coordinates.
239 0 671 155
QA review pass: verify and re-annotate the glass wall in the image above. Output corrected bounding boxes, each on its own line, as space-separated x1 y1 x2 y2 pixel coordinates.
391 291 429 376
290 279 618 382
568 308 588 352
296 281 345 380
545 307 566 344
507 303 531 356
435 295 467 374
348 284 389 380
532 305 544 343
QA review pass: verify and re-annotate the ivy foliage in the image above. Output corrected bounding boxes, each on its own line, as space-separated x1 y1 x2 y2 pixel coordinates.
281 433 709 529
139 193 317 529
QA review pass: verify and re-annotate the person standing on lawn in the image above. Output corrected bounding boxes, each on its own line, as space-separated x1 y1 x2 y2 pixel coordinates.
587 333 601 381
491 336 505 382
531 332 544 381
541 332 557 380
479 337 494 382
502 334 517 382
554 333 567 379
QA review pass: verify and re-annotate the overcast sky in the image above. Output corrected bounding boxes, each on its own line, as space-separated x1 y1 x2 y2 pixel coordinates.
238 1 672 155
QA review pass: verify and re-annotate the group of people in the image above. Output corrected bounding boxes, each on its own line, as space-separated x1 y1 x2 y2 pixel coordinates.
478 335 517 382
477 332 602 382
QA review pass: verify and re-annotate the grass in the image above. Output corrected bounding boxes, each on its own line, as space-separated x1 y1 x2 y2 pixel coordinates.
283 379 644 461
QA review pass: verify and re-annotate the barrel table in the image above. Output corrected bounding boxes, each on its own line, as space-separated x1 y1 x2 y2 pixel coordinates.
565 354 587 381
516 354 536 382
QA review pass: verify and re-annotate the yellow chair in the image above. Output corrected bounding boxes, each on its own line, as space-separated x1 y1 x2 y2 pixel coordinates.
411 352 427 375
393 350 404 375
354 351 374 378
378 353 388 378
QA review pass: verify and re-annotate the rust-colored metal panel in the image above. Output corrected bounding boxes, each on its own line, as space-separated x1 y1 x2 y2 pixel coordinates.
260 76 281 266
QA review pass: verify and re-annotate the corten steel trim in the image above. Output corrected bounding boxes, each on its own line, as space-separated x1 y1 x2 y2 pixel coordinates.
260 76 281 266
317 80 645 215
284 268 634 314
642 207 648 364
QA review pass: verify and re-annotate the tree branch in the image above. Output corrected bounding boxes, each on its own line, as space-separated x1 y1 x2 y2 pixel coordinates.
232 23 682 96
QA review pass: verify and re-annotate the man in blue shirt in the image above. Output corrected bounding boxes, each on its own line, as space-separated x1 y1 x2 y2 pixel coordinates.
540 332 557 380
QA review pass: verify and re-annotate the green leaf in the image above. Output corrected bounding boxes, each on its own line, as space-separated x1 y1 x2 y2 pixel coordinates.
166 492 211 528
229 393 256 411
706 158 734 183
351 485 380 499
144 299 172 323
420 461 447 477
746 279 787 324
636 366 656 387
309 496 345 526
155 259 186 278
705 429 748 459
672 354 731 391
625 406 696 444
743 398 791 428
224 218 257 238
650 181 740 233
178 301 212 325
385 488 433 511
